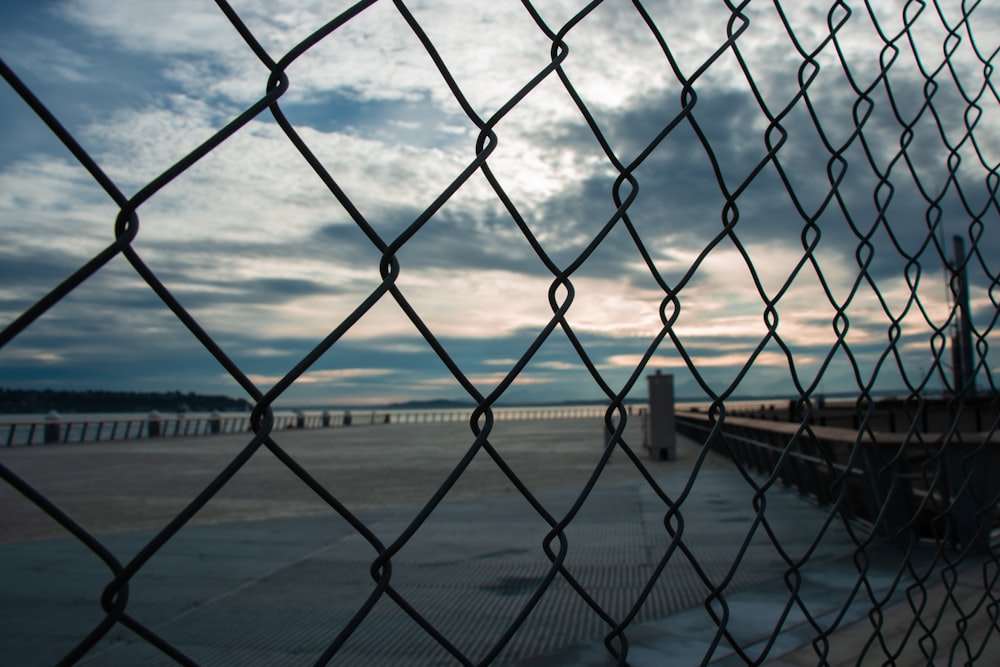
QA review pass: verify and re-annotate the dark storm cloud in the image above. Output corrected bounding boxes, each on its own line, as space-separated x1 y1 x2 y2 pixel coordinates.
173 276 340 309
0 251 83 299
519 76 998 301
317 207 549 277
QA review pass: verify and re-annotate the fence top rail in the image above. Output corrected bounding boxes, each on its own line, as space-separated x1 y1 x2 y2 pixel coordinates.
675 410 996 447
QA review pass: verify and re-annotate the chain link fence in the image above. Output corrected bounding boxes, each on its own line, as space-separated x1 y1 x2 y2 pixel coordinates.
1 0 998 664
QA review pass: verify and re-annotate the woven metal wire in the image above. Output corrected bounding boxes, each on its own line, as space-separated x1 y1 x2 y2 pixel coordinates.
1 1 998 665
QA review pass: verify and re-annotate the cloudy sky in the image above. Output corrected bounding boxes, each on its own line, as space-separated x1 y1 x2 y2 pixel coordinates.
1 0 997 409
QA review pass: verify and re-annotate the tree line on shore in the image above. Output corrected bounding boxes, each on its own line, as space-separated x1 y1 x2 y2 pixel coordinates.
0 388 252 414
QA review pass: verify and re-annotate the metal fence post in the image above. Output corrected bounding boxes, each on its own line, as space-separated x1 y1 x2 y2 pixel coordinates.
147 410 162 437
647 370 676 461
44 410 60 444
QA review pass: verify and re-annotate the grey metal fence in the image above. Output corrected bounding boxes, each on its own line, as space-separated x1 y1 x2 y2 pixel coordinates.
1 1 998 665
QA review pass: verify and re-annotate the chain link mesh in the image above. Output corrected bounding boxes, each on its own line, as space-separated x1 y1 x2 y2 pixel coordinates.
1 0 998 664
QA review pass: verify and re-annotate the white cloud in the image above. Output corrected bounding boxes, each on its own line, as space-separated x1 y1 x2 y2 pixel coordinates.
7 35 97 83
0 156 120 297
57 0 557 112
83 94 232 193
419 371 553 390
73 103 503 244
389 268 554 339
48 0 999 217
2 0 996 403
1 347 65 363
607 350 805 371
62 0 236 55
560 275 663 338
483 358 519 367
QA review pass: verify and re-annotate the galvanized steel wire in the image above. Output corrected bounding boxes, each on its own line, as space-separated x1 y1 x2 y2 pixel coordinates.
1 0 999 665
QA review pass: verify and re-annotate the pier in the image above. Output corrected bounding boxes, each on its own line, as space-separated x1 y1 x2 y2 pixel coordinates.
1 417 995 664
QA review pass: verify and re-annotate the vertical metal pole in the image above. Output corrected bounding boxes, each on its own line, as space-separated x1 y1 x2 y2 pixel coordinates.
951 235 975 394
647 370 676 460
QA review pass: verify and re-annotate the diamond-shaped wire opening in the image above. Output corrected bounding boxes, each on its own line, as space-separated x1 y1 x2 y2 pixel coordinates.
2 1 999 665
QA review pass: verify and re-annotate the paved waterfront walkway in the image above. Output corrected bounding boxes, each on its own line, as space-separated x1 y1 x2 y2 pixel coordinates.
1 419 995 665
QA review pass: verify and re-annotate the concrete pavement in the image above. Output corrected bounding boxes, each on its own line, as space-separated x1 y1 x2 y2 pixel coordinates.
1 418 995 665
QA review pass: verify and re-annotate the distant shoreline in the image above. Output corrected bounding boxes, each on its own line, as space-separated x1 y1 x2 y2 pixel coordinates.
0 388 252 415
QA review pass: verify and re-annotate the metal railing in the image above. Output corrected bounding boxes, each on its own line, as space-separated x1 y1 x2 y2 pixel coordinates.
676 403 1000 549
1 405 609 446
1 1 998 665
